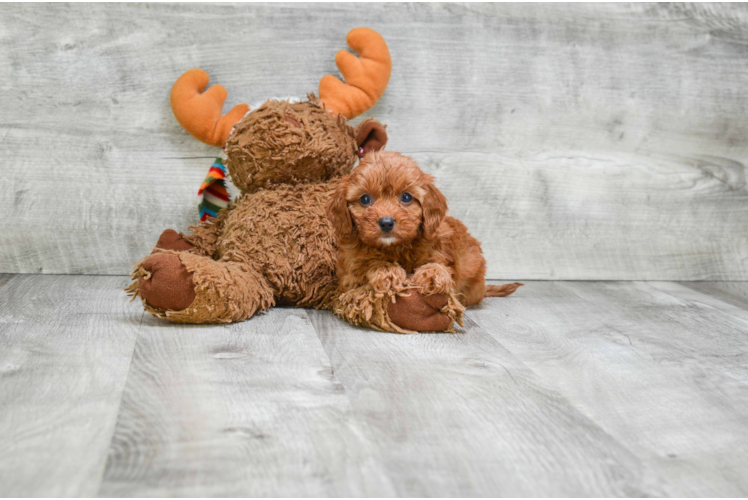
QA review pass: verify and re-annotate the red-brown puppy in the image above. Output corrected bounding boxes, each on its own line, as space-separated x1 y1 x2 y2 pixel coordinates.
328 151 521 315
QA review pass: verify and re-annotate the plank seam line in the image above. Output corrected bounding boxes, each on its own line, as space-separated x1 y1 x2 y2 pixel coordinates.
303 310 399 494
91 310 144 497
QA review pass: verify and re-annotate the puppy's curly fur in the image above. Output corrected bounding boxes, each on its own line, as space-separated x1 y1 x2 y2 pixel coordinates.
328 151 522 310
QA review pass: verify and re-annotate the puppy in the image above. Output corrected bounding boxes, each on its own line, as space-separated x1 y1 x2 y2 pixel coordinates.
327 151 521 318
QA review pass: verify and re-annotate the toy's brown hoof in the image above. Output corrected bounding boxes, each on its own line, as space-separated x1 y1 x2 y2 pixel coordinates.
138 253 196 311
388 290 452 332
153 229 194 253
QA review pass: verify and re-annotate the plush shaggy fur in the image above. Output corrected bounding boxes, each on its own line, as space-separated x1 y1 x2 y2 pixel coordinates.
226 97 358 193
127 99 461 332
327 151 522 331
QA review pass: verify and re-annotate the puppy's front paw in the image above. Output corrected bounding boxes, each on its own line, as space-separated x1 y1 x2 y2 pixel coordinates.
412 263 453 295
367 265 407 295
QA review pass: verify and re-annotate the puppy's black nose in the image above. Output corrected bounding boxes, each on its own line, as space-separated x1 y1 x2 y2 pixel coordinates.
378 217 395 233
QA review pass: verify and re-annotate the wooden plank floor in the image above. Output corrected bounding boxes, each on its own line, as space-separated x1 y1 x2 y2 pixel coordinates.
1 275 747 496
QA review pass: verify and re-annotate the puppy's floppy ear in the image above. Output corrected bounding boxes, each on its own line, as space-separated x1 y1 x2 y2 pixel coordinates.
354 119 387 158
421 175 448 239
327 177 354 239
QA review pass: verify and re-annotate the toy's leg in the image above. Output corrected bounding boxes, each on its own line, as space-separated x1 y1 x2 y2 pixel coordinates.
180 218 222 257
380 263 465 332
332 284 410 334
126 251 274 323
388 290 464 333
332 283 464 334
150 216 222 258
152 229 196 253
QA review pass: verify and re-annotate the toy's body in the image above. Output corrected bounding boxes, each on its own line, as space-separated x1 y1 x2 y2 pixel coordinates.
127 28 462 332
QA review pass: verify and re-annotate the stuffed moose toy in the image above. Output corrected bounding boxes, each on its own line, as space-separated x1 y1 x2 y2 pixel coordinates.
126 28 464 333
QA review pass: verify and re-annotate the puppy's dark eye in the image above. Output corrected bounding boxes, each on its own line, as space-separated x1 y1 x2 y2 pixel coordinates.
360 194 372 206
400 192 413 204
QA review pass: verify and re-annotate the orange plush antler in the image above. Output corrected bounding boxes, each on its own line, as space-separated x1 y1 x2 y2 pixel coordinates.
170 69 249 148
319 28 391 120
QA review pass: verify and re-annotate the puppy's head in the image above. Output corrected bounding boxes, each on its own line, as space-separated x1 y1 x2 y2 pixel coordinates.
328 151 447 248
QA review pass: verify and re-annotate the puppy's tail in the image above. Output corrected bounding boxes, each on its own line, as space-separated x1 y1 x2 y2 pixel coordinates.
485 282 523 297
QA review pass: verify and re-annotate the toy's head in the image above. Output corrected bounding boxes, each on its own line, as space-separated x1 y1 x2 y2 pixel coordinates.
224 98 387 193
170 28 391 194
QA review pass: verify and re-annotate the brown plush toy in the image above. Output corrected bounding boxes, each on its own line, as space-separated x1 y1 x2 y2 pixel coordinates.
126 28 463 332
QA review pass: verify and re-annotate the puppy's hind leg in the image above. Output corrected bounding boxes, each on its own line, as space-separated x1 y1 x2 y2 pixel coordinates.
457 273 488 307
454 237 522 306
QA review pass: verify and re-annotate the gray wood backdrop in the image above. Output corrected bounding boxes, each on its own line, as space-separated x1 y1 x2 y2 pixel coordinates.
1 3 747 279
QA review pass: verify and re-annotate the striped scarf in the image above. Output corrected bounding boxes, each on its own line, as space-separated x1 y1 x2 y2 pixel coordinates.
198 157 230 221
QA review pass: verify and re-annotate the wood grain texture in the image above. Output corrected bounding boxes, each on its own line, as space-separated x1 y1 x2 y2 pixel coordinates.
681 281 748 311
98 307 394 497
0 275 139 497
418 152 748 279
472 280 748 496
1 3 748 278
645 281 748 384
306 308 662 497
2 275 748 496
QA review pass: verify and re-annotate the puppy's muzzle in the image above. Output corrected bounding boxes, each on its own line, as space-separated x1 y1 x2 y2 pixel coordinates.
378 217 395 233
